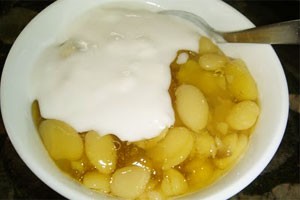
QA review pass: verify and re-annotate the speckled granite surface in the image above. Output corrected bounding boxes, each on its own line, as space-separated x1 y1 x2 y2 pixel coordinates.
0 0 299 199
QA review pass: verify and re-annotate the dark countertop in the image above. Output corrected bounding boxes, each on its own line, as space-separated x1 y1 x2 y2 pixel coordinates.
0 1 299 199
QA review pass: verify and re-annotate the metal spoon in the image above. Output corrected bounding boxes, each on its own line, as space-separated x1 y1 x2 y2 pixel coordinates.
159 10 300 44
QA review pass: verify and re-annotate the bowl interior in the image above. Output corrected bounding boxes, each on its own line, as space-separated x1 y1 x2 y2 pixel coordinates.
0 0 289 199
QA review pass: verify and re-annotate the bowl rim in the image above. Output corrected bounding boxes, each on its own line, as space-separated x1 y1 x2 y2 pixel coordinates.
0 0 289 199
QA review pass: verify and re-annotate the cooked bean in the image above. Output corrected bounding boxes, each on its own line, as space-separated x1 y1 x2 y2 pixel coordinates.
85 132 117 174
226 101 260 130
216 122 229 135
111 166 151 199
198 53 227 71
184 158 215 189
195 130 217 158
175 84 209 132
134 128 168 150
39 119 83 161
83 171 111 193
161 168 188 197
214 134 248 169
217 133 238 158
177 60 227 97
146 127 194 169
199 36 224 55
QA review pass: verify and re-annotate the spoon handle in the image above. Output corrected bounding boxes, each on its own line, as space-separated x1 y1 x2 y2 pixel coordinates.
221 20 300 44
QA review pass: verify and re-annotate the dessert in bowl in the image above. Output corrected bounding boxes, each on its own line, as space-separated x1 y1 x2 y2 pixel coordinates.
0 0 289 199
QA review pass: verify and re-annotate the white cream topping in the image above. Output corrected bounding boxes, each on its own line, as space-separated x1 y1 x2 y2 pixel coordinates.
31 6 200 141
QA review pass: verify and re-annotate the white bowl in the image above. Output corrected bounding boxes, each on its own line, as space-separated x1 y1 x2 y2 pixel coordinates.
0 0 289 199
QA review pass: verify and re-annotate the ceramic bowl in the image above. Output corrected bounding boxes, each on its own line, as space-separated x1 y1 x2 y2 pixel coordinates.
0 0 289 199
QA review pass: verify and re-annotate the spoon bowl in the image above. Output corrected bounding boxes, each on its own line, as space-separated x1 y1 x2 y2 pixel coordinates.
159 10 300 44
